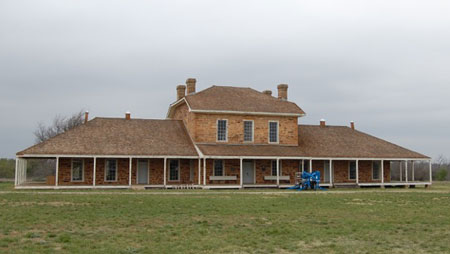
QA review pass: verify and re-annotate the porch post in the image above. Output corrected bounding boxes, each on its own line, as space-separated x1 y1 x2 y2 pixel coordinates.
203 158 206 186
329 159 333 185
405 160 408 183
198 158 201 185
356 160 359 185
163 158 167 188
276 158 280 187
55 157 59 187
240 158 243 188
128 157 132 186
14 157 18 186
309 159 312 173
412 161 415 182
429 160 432 183
381 160 385 185
93 157 97 187
399 161 403 182
301 160 304 173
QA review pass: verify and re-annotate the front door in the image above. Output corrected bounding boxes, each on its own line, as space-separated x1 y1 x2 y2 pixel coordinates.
137 160 149 185
243 160 254 184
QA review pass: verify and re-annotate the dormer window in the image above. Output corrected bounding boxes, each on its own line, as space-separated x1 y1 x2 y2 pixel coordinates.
269 121 279 144
217 119 228 142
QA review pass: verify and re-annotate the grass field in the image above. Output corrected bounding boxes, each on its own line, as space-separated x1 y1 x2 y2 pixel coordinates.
1 182 450 254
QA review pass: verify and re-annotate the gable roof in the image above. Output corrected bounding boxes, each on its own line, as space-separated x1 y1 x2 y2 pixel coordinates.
197 125 429 159
169 86 305 117
17 118 198 157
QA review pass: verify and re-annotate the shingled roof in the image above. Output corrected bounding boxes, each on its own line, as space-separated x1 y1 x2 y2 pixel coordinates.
181 86 305 115
17 118 198 156
197 125 429 159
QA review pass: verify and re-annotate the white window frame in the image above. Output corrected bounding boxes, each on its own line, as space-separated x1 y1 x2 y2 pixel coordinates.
213 160 225 177
348 161 357 180
168 159 181 182
216 119 228 142
372 161 381 180
243 120 254 143
104 159 118 182
71 158 84 182
268 121 279 144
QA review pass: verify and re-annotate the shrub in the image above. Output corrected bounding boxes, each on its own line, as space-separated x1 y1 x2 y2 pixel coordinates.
436 169 448 181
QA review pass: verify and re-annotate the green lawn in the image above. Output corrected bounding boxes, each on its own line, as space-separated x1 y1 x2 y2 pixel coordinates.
1 182 450 254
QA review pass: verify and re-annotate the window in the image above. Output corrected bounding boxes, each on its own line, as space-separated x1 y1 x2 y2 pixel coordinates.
304 160 310 172
214 160 224 176
271 160 282 176
105 159 118 182
71 159 84 182
269 121 279 143
349 161 357 180
243 120 254 142
217 120 228 141
169 160 180 181
372 161 381 180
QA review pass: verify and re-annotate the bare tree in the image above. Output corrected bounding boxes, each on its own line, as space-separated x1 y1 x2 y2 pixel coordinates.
34 110 84 144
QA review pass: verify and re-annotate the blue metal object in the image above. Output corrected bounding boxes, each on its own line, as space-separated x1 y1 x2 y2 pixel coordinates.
288 171 326 191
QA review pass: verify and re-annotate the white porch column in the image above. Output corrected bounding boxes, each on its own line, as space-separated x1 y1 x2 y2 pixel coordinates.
14 158 19 186
400 161 403 182
429 160 432 183
198 158 201 185
301 160 304 173
412 161 415 182
329 159 333 185
93 157 97 187
405 160 408 183
55 157 59 187
356 160 359 184
381 160 385 185
309 159 313 173
203 158 206 186
128 157 132 186
240 158 243 188
276 158 280 187
163 158 167 188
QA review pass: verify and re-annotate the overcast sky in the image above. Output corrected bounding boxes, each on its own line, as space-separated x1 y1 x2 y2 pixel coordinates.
1 0 449 159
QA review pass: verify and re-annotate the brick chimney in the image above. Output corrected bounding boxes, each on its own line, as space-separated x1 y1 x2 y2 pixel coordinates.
320 119 326 127
186 78 196 94
277 84 288 100
350 121 355 130
84 111 89 124
263 90 272 96
176 85 186 101
125 111 131 120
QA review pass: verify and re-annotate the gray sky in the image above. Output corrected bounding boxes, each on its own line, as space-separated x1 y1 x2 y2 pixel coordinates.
1 0 449 159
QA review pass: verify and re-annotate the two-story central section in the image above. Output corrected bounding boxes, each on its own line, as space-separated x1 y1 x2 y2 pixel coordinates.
167 82 304 146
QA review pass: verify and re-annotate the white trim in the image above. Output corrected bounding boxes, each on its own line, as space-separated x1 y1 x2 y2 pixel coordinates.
265 176 289 181
276 158 280 186
240 158 243 187
18 154 199 159
166 97 189 119
189 109 305 117
371 161 381 181
168 159 181 182
268 120 279 144
210 176 237 181
356 160 359 184
203 158 206 186
243 120 254 143
405 160 408 183
93 157 97 186
216 119 228 142
329 159 333 185
128 157 132 186
309 160 312 173
55 157 59 186
429 160 432 183
381 160 384 184
104 159 118 182
412 161 415 182
198 158 201 185
163 158 167 187
70 158 85 182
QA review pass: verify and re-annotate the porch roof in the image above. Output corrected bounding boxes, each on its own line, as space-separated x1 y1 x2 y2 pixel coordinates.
197 125 429 159
17 118 198 157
